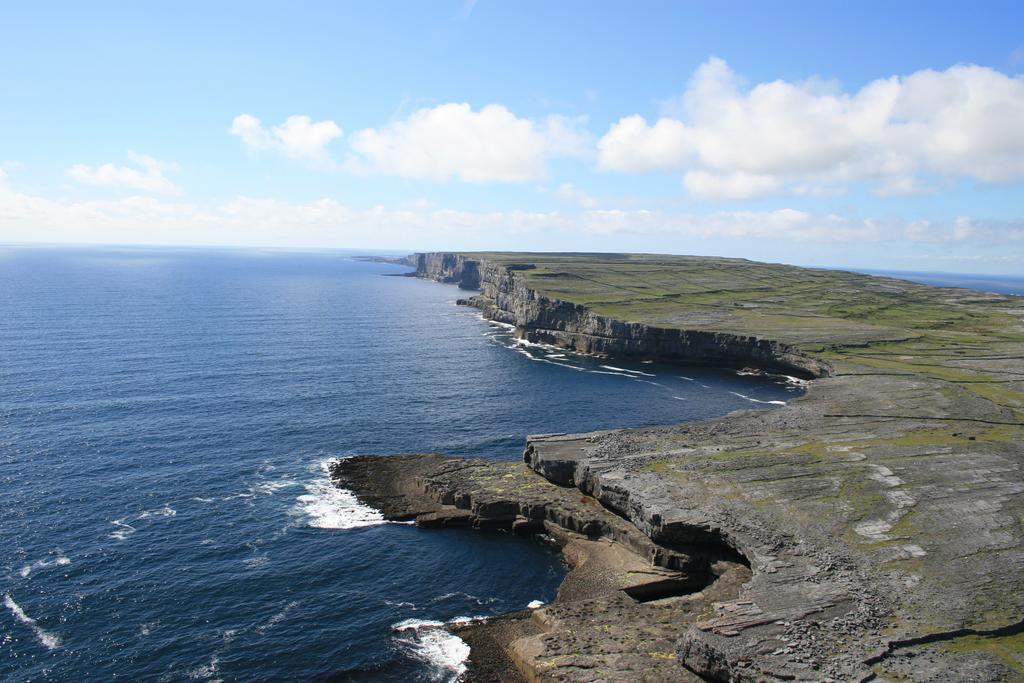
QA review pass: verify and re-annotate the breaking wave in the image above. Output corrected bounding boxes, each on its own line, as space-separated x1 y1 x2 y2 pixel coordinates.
391 618 471 682
4 594 62 650
293 459 389 530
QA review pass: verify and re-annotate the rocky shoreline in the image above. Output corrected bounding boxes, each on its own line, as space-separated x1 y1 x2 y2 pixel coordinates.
333 252 1024 681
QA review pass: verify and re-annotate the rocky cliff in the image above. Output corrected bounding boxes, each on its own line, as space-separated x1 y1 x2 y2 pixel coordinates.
340 252 1024 682
414 252 831 379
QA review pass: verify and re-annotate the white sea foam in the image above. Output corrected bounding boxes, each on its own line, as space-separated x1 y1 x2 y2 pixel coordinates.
588 370 631 377
527 600 545 609
294 459 389 530
385 600 418 609
599 365 655 377
431 591 497 606
109 519 137 540
186 654 220 681
19 555 71 578
393 618 445 630
729 391 786 406
109 505 176 541
392 619 471 682
508 346 586 371
255 600 299 634
138 506 176 519
254 480 298 495
4 594 62 649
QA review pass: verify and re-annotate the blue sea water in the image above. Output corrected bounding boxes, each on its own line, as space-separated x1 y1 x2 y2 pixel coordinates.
0 247 801 682
855 268 1024 296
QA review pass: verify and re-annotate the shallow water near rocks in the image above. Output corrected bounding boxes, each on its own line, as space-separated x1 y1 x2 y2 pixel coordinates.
0 247 799 681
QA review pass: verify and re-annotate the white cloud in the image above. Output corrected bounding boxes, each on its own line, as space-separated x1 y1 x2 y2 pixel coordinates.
230 114 343 167
541 114 595 159
682 171 781 201
2 172 1021 252
348 103 589 182
597 115 690 172
555 182 598 208
598 58 1024 198
66 151 182 195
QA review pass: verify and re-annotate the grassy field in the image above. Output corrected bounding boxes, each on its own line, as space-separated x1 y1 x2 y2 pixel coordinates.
465 252 1024 420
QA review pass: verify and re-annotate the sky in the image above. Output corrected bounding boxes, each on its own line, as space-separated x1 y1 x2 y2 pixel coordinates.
1 1 1023 274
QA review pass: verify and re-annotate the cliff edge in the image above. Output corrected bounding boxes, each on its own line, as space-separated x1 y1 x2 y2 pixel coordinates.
338 252 1024 681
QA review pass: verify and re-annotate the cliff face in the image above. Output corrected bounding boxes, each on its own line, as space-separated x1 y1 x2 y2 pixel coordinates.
414 252 482 289
348 252 1024 682
414 252 831 379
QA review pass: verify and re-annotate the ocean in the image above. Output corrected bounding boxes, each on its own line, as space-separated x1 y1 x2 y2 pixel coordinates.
0 247 803 681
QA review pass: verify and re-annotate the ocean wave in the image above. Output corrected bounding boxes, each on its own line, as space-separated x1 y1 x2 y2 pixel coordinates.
109 505 177 541
385 599 418 609
223 478 299 502
391 619 471 682
599 365 655 377
729 391 786 406
588 370 634 377
255 600 299 634
507 345 586 371
138 506 176 519
19 555 71 578
4 594 62 650
243 556 269 569
109 519 137 541
430 591 497 606
185 654 220 681
253 480 298 495
293 460 389 530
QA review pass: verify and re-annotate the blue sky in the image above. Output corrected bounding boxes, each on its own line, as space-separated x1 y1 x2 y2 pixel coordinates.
2 1 1023 273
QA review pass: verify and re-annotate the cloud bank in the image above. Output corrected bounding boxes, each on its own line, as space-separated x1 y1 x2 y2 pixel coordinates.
66 152 181 195
230 114 343 167
347 105 591 182
598 58 1024 199
2 170 1020 254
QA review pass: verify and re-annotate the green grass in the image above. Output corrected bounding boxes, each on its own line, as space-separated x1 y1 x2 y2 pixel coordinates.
457 252 1024 423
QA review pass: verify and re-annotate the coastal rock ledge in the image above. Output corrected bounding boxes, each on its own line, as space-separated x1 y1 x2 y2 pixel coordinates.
336 252 1024 682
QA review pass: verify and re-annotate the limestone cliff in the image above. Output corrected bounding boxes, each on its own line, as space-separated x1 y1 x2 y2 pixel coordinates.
414 252 831 379
345 252 1024 682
